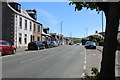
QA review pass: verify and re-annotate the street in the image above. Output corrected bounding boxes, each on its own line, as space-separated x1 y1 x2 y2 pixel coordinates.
2 45 102 78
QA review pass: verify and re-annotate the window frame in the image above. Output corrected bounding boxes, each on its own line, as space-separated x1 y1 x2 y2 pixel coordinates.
30 21 32 31
38 25 40 32
25 19 27 30
19 33 22 44
34 24 36 32
19 17 22 29
24 34 27 44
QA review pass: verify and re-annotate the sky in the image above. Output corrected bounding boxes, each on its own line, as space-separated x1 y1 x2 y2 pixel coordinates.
17 2 106 38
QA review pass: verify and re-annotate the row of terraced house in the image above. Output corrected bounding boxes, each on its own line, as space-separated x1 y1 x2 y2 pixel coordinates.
1 1 65 49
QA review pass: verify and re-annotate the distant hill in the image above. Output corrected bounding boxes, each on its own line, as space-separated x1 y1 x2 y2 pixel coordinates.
64 37 82 43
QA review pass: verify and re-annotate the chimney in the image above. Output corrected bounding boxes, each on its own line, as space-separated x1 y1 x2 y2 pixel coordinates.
26 9 37 20
95 31 98 34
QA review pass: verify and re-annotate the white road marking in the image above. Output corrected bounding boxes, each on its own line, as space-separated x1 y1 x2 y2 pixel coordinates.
84 49 87 59
83 65 86 70
84 61 86 64
81 73 85 77
81 47 87 78
20 56 43 64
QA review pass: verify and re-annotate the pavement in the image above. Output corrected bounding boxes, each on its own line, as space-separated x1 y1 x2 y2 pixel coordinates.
96 46 120 77
16 47 28 53
96 46 103 52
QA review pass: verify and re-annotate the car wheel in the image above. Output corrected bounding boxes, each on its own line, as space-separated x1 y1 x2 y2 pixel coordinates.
12 49 16 54
28 47 30 50
37 46 40 50
28 46 32 50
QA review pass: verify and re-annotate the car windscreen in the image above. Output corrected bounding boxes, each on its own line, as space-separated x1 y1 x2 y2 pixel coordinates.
0 42 10 46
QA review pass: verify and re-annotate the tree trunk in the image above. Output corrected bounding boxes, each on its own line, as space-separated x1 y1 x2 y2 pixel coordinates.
97 2 120 80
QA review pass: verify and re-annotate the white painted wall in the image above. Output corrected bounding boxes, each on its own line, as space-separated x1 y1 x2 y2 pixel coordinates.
15 14 33 48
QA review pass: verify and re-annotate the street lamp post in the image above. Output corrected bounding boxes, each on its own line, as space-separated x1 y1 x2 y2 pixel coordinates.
60 21 63 45
70 32 72 38
86 27 88 37
61 21 63 35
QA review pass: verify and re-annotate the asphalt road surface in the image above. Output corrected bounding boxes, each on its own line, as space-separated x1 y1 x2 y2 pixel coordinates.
2 45 102 78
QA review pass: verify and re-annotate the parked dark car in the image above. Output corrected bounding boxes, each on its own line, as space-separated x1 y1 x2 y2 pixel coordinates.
0 40 16 55
42 41 52 48
69 43 73 45
51 41 58 47
28 41 45 50
85 41 96 49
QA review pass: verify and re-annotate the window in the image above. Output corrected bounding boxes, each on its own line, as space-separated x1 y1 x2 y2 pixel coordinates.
38 25 40 32
24 34 27 44
19 17 22 28
46 30 49 34
34 24 36 32
30 21 32 31
37 37 40 41
30 35 33 42
25 20 27 30
19 33 22 44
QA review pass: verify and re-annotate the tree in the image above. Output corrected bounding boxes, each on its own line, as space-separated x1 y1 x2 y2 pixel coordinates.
74 38 82 43
87 35 103 43
69 2 120 80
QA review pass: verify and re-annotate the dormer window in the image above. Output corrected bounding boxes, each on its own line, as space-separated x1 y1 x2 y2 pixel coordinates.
9 2 21 12
26 9 37 20
43 28 49 34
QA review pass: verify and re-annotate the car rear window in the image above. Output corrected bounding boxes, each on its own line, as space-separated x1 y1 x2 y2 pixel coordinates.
38 41 42 44
33 41 42 44
90 42 95 45
33 41 37 43
0 42 10 46
86 41 96 45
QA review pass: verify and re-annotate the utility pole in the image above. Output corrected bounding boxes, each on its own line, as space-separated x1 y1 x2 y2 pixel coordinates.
60 21 63 45
86 27 88 37
102 11 104 33
61 21 63 35
70 32 72 38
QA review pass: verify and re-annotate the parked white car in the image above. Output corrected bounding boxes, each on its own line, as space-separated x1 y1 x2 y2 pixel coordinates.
51 41 58 47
